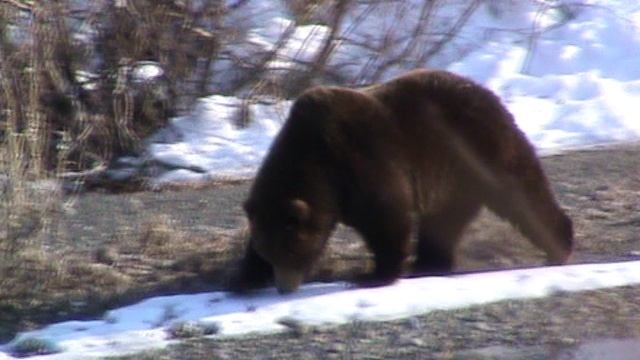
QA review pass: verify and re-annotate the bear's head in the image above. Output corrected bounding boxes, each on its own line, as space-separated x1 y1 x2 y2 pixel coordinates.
244 198 335 294
545 210 574 265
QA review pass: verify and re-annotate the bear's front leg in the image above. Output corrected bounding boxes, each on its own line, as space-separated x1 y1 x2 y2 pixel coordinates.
353 203 412 288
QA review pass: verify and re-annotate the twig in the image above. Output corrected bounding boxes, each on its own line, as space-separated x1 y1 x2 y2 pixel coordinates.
0 0 32 12
57 164 107 180
420 0 482 64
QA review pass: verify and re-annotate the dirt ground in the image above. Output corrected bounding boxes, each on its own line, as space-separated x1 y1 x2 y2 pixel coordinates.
114 286 640 360
1 142 639 357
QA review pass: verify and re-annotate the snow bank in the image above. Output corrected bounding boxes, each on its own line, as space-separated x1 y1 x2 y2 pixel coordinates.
148 1 640 184
2 261 640 359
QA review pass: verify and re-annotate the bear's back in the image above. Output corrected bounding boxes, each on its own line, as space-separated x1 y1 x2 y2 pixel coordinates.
365 70 529 167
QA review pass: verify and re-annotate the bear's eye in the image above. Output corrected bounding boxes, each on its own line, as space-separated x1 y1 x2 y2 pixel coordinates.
287 212 301 224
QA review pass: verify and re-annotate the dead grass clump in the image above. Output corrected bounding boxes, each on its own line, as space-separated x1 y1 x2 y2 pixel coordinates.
137 214 187 257
10 337 62 358
66 262 133 294
1 247 131 302
0 141 66 292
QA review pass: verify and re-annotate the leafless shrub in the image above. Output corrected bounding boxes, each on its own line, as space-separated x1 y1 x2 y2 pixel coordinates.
284 0 327 22
0 2 69 264
1 0 491 177
327 0 484 86
0 0 242 176
243 0 485 94
94 0 227 108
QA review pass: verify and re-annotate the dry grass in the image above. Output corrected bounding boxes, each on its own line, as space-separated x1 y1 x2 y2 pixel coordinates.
0 206 237 341
0 0 231 318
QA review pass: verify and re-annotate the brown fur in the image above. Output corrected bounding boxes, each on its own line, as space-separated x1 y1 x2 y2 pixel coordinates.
236 69 573 294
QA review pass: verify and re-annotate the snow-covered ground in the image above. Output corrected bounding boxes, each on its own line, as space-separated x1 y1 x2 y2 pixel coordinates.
150 0 640 185
2 261 640 359
2 0 640 359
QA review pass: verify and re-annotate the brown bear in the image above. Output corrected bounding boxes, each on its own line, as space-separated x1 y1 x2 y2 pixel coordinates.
236 69 573 294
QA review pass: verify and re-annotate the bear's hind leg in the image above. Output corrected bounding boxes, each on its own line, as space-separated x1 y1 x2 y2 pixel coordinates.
483 170 573 265
414 200 480 276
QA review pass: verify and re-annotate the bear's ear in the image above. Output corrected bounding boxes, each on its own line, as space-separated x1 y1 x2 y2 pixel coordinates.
290 199 310 223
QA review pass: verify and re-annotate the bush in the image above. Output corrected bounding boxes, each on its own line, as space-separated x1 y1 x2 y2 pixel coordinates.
0 0 229 174
1 0 490 175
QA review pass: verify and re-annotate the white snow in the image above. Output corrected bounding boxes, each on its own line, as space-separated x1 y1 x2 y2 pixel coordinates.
151 96 291 182
148 0 640 185
131 62 164 83
2 0 640 358
2 262 640 359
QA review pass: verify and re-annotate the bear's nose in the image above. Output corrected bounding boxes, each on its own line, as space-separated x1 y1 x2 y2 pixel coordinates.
276 284 295 295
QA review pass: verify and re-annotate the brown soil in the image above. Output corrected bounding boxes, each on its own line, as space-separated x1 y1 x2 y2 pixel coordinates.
1 142 639 357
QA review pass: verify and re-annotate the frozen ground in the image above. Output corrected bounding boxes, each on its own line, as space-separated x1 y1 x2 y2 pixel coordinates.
2 0 640 358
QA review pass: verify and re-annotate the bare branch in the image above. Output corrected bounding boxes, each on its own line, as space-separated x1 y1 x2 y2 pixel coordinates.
0 0 32 12
420 0 482 64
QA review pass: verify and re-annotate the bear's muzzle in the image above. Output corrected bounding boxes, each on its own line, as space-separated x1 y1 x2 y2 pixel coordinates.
274 266 305 294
